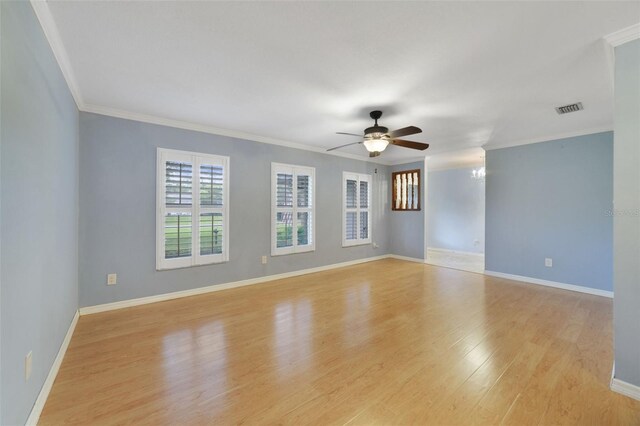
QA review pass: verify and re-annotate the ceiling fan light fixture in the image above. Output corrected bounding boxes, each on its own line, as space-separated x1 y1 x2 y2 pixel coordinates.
363 138 389 153
329 110 427 155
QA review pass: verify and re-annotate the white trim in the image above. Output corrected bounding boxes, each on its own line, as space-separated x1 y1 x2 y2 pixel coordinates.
604 23 640 47
483 270 613 298
25 310 79 426
80 255 391 315
83 104 389 165
423 157 429 264
271 163 316 256
611 378 640 401
427 247 484 257
27 0 382 166
610 361 640 402
390 128 614 160
30 0 626 166
30 1 84 109
389 254 425 263
483 127 613 151
156 148 230 270
427 162 485 172
342 172 372 247
386 156 428 166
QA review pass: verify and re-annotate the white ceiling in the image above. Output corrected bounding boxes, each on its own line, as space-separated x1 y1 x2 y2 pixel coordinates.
40 1 639 164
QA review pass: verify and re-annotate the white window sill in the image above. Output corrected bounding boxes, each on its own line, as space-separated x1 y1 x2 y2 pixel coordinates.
156 258 229 271
342 241 371 248
271 247 315 257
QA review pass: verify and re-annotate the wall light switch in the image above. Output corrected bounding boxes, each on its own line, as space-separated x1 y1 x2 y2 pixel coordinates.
107 273 117 285
25 351 32 381
261 256 267 265
373 242 379 249
545 258 553 268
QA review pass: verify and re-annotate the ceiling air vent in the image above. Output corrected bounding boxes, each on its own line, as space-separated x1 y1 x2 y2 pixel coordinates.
555 102 583 115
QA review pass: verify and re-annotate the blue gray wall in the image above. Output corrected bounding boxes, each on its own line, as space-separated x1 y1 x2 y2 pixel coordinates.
389 161 425 260
427 167 485 253
79 112 390 308
1 2 79 425
485 132 613 292
0 4 3 423
613 39 640 387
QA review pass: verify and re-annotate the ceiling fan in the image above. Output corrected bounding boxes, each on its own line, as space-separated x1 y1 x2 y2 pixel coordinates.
328 110 429 157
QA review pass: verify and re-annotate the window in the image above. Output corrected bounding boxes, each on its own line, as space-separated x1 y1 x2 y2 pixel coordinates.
271 163 315 256
157 148 229 270
392 169 421 211
343 172 371 247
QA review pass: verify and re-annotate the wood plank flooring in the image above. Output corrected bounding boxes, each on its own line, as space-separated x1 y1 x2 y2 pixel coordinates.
39 259 640 425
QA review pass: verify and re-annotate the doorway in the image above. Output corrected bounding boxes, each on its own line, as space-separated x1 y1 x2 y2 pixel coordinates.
425 149 485 273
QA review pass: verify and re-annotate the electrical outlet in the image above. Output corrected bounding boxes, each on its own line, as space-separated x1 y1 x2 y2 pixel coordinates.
25 351 32 381
261 256 267 265
107 273 117 285
545 258 553 268
373 242 379 249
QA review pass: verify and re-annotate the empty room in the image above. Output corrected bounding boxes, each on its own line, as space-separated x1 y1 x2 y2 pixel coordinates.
2 1 640 425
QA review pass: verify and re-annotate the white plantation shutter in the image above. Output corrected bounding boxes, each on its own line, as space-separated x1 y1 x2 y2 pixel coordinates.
199 163 224 257
343 172 371 246
275 172 294 249
157 148 229 270
194 157 227 265
272 163 315 255
164 158 193 264
296 174 312 246
359 180 369 240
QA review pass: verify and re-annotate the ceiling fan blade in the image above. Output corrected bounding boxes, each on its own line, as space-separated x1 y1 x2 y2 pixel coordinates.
336 132 364 137
326 141 362 152
390 139 430 151
387 126 422 138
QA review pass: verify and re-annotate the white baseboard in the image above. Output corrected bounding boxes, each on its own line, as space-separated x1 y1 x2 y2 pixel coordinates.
611 378 640 401
427 247 484 257
23 258 625 425
389 254 425 263
79 255 392 315
483 270 613 298
26 310 79 426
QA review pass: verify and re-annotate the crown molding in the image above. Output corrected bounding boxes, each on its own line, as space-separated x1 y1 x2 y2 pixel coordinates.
386 156 427 167
82 103 390 165
428 161 485 172
483 126 613 151
31 0 616 166
604 23 640 47
29 0 392 165
30 0 84 109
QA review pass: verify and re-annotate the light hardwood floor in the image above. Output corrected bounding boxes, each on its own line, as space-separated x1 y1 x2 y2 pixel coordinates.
40 259 640 425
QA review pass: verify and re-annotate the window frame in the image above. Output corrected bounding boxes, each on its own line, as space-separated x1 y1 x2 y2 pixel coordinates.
156 148 230 270
391 168 421 211
342 172 372 247
271 162 316 256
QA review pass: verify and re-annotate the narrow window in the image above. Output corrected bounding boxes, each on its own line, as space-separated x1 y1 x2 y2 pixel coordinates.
343 172 372 246
271 163 315 256
392 169 421 211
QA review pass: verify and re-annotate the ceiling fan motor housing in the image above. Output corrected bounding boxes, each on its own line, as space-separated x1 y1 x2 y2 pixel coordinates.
364 125 389 137
366 110 388 137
